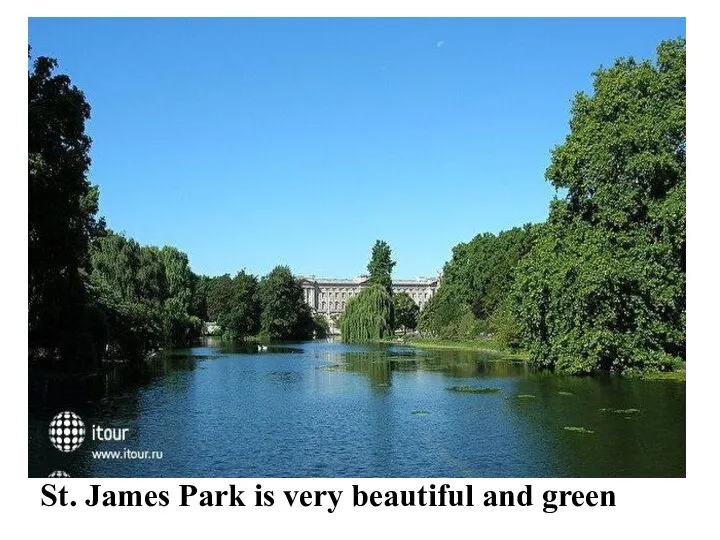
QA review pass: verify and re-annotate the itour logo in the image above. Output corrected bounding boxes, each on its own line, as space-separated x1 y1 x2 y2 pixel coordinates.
48 411 86 453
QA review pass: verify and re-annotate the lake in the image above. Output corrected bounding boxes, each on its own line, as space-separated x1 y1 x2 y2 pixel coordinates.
28 339 685 477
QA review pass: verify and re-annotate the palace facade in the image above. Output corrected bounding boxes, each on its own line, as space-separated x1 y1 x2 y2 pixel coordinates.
300 275 439 317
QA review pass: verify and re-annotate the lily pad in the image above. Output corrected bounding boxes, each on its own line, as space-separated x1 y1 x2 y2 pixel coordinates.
564 426 595 434
447 386 501 394
516 394 536 399
411 410 430 416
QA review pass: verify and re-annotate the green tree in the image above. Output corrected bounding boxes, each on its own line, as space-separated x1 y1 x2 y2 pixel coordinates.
513 39 686 374
88 232 201 360
419 225 537 342
418 285 481 340
367 240 396 294
188 273 212 320
219 271 261 340
339 285 394 343
257 266 314 340
207 274 234 322
29 53 105 367
312 315 330 339
393 292 419 333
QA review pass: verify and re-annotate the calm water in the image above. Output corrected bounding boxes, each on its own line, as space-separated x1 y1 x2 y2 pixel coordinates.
29 340 685 477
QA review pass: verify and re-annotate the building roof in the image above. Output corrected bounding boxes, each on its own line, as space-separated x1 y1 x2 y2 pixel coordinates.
299 275 438 286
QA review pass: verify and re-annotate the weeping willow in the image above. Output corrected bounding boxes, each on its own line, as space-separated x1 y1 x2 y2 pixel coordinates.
339 284 394 343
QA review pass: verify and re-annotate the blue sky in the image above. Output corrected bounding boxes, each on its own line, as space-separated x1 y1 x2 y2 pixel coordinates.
28 18 685 279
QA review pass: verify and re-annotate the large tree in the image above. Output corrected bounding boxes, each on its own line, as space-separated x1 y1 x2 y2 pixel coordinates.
393 292 419 334
341 241 397 343
207 274 235 322
513 39 686 374
88 232 201 360
257 266 314 340
367 240 396 294
29 54 104 366
219 271 261 340
418 225 536 341
339 285 394 343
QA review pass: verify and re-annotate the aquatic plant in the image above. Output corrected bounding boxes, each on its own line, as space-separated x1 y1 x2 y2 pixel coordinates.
564 426 595 434
599 408 640 414
446 386 502 394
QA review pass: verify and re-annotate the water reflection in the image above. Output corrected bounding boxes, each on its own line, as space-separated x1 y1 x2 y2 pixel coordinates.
28 340 685 478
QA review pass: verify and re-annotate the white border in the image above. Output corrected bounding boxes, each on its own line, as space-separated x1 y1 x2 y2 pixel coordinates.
3 2 713 537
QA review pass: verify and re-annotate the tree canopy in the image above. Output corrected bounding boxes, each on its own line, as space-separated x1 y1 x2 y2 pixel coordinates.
340 285 394 343
393 292 419 333
257 266 314 340
512 38 686 374
340 241 397 342
88 232 201 361
367 240 396 294
29 54 105 367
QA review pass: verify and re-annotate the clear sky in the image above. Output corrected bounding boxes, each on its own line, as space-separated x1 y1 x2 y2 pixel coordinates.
28 18 685 279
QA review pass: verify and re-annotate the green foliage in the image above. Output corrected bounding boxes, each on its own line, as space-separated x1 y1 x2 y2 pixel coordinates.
89 232 201 361
488 298 522 350
188 273 212 320
339 285 394 343
393 292 419 332
442 225 537 318
257 266 314 340
312 315 330 339
420 226 536 342
367 240 396 295
418 286 483 340
207 274 234 322
512 39 685 375
29 54 105 367
218 271 261 340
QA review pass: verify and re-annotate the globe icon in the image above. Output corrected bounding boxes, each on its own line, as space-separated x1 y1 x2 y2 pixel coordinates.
48 470 70 478
48 411 86 452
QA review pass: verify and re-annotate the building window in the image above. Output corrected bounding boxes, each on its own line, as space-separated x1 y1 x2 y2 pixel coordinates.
322 301 326 310
335 302 339 310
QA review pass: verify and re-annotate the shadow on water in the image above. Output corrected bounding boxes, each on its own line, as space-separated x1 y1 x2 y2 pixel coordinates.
328 344 529 389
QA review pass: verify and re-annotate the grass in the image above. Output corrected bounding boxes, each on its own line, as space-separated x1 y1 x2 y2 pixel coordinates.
639 371 686 382
446 385 502 394
396 337 530 360
564 426 595 434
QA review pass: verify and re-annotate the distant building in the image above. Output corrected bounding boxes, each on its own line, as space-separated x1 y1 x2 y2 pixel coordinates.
299 274 439 317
